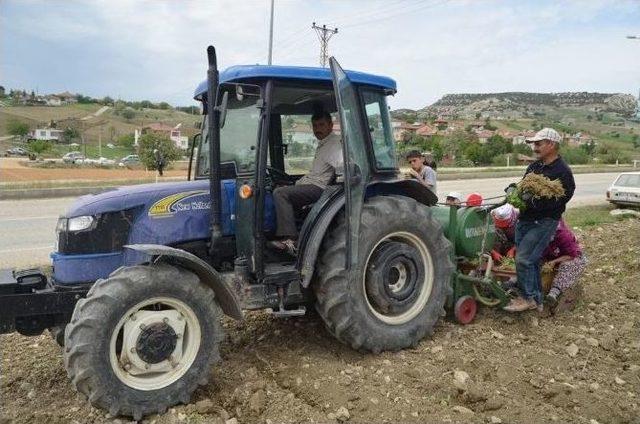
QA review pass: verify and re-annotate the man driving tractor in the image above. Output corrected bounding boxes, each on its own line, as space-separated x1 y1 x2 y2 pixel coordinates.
269 111 343 256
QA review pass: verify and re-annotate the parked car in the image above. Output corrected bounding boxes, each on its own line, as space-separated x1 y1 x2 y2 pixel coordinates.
75 157 98 165
607 172 640 207
5 147 28 157
62 152 85 164
97 157 115 166
118 154 140 167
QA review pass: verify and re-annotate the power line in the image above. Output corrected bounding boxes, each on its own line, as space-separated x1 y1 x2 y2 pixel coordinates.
312 22 338 67
340 0 449 29
323 0 423 27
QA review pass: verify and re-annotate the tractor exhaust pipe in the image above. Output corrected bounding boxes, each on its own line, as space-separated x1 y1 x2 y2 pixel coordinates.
206 45 223 255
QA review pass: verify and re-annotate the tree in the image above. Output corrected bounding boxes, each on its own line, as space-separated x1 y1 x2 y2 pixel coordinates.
562 147 590 164
138 132 179 170
441 129 477 159
158 102 171 110
464 142 492 165
122 108 136 120
28 140 52 155
485 134 512 157
63 127 80 143
102 96 114 105
7 119 29 137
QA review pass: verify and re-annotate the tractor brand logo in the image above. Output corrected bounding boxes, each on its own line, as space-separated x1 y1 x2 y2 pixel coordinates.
148 191 210 217
464 225 496 238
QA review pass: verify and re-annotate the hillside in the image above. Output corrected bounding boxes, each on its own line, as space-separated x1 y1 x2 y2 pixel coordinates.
419 92 636 120
0 103 201 158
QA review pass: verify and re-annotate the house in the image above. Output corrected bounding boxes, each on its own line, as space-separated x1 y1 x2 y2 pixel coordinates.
475 129 495 144
416 123 437 138
567 132 596 147
141 122 189 149
392 122 421 142
434 117 448 130
56 91 77 104
513 130 536 145
45 95 62 106
28 128 64 142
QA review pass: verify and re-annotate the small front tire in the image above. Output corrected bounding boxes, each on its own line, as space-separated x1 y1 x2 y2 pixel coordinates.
64 264 223 420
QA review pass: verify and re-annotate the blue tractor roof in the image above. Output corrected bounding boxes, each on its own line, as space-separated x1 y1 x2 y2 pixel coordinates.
193 64 397 99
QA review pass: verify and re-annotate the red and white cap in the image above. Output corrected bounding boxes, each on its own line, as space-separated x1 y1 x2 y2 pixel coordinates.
491 204 518 228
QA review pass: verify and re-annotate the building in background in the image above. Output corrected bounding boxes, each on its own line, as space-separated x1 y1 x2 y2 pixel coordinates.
138 122 189 149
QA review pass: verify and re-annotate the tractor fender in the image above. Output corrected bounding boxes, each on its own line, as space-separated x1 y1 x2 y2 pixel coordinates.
297 179 437 288
124 244 243 320
367 178 438 207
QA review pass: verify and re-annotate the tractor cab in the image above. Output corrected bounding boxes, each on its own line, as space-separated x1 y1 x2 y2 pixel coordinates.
188 57 436 314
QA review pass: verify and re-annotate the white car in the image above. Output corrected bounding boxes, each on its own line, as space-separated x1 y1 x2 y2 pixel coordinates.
97 157 116 166
607 172 640 207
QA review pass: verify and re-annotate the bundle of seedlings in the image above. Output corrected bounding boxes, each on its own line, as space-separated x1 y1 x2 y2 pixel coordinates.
506 173 565 210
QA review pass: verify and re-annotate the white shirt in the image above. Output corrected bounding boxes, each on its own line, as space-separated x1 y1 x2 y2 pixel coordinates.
296 132 343 189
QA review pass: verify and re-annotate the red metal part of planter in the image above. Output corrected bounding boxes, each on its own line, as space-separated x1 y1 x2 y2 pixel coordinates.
454 295 477 325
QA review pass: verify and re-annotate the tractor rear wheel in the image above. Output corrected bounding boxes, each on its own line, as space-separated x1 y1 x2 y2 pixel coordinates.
63 264 223 420
314 196 454 352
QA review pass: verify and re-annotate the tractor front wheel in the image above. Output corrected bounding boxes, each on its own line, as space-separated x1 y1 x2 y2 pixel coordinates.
63 264 223 420
314 196 454 352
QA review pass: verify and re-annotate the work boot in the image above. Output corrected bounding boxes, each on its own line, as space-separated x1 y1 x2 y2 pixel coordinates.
503 297 537 312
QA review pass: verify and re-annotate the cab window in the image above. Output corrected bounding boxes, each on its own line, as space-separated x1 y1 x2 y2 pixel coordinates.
361 90 396 170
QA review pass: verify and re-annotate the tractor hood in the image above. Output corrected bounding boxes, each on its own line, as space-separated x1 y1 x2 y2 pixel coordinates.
64 180 210 218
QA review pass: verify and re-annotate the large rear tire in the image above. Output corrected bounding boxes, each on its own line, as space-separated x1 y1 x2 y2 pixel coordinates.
64 264 223 420
314 196 454 352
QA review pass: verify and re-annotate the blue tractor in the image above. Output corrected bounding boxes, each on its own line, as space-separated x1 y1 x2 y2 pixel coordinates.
0 47 455 419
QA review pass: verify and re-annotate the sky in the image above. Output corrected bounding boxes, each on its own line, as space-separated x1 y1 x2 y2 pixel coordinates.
1 0 639 109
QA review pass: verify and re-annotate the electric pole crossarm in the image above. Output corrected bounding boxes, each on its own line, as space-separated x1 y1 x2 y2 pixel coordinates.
312 22 338 67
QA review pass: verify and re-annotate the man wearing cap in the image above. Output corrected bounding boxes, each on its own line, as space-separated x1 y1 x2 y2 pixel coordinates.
503 128 576 313
445 191 462 206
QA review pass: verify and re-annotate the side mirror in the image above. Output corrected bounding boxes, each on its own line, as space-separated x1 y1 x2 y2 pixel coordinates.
216 91 229 128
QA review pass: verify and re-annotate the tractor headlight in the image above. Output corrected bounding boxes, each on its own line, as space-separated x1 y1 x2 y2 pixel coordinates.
67 215 96 232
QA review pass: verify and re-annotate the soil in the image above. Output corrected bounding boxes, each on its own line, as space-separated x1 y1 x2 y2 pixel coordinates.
0 158 183 182
1 219 639 424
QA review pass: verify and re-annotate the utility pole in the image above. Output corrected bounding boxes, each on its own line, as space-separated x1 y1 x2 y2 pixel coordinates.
312 22 338 67
267 0 275 65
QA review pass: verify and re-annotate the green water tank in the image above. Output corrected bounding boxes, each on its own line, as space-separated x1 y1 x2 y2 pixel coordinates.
431 205 496 258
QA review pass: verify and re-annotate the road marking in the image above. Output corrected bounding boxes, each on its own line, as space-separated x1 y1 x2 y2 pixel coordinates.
0 215 59 222
0 245 52 254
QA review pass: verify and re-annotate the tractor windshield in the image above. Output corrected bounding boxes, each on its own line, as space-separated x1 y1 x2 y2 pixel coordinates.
197 85 262 177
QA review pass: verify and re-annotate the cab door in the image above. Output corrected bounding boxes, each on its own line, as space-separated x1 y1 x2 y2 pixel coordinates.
329 57 372 271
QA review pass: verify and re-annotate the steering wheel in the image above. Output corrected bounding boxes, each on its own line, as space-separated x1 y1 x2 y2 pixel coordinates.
266 166 295 186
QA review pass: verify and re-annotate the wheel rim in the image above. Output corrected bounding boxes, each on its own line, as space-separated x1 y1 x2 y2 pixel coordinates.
109 297 201 391
363 231 434 325
454 296 477 325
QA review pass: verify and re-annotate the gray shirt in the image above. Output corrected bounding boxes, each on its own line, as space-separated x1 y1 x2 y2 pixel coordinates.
296 132 343 189
419 166 437 194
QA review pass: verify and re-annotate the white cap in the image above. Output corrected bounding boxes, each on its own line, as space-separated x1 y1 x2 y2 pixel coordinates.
446 191 462 200
526 127 561 143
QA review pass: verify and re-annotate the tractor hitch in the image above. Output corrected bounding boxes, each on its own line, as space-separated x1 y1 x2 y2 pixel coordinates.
0 268 88 336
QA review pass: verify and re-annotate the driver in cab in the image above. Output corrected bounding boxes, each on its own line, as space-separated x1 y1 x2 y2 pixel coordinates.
269 111 342 256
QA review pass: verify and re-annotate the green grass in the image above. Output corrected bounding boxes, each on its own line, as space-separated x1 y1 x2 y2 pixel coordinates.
563 204 636 228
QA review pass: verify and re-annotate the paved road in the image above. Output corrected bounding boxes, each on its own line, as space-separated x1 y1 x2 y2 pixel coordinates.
0 173 615 268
